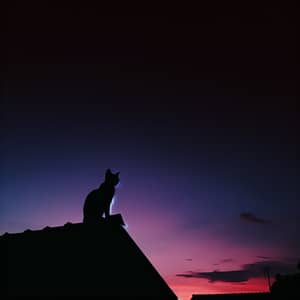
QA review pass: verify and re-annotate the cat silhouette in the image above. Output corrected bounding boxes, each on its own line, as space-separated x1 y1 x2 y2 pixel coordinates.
83 169 120 223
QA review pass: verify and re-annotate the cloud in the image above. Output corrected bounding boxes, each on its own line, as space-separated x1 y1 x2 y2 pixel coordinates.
213 258 235 266
220 258 235 263
177 270 249 283
176 260 296 283
240 212 271 224
256 256 272 260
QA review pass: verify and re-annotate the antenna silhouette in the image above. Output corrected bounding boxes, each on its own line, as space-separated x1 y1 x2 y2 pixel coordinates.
263 266 271 292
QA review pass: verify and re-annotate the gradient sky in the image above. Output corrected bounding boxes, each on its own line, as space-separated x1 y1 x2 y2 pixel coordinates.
2 3 299 300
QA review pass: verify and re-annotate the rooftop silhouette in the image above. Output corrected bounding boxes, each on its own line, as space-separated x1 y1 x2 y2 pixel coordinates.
270 262 300 298
0 214 177 299
191 293 271 300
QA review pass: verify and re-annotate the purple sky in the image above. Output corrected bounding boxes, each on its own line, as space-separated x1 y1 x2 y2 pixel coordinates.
2 3 299 299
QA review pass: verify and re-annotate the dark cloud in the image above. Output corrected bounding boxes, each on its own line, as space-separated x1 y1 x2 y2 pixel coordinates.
213 258 235 266
240 212 271 224
177 260 296 283
256 256 272 260
185 258 193 261
220 258 235 263
177 270 249 283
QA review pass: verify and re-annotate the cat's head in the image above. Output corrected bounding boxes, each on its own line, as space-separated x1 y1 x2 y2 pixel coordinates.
105 169 120 186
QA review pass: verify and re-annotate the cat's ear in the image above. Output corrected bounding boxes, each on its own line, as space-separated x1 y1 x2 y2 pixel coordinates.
105 169 112 176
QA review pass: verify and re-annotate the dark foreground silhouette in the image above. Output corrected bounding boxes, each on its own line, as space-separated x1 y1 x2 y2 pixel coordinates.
83 169 120 223
270 262 300 298
0 214 177 299
191 293 270 299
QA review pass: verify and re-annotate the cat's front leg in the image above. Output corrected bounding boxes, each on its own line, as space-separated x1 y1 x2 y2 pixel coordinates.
104 206 110 219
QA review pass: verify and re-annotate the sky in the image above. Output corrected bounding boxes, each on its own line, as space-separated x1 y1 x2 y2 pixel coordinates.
2 3 299 300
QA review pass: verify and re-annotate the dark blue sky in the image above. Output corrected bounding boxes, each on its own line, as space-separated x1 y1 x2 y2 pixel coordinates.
2 3 299 298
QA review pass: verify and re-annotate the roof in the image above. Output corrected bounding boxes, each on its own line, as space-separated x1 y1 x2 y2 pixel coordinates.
191 293 270 300
0 214 177 299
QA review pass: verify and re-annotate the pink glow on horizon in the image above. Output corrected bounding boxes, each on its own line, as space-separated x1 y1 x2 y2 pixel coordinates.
166 277 269 300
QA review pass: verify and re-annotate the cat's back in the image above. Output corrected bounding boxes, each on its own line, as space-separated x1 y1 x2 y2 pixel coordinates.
86 188 99 199
84 183 113 208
